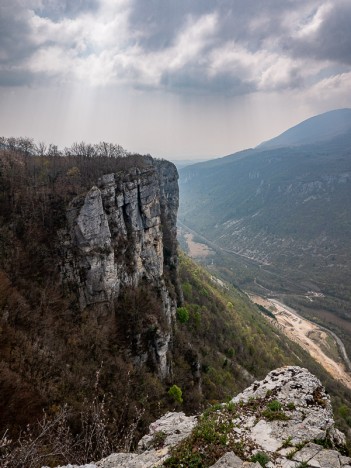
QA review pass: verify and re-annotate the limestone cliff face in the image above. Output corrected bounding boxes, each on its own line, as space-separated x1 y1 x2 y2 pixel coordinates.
60 159 179 378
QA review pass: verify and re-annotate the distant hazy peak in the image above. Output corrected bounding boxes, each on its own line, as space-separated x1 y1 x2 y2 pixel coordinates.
257 108 351 150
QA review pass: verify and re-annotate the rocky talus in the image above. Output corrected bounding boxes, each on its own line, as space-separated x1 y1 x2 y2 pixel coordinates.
52 366 351 467
59 160 179 378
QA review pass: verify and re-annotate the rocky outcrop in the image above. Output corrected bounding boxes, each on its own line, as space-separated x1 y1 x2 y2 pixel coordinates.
53 367 351 468
59 159 179 378
230 366 345 449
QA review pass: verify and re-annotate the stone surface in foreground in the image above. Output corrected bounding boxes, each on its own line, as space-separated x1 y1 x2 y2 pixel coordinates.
50 367 351 468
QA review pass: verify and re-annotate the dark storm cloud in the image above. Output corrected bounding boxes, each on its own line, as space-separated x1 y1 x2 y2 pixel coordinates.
0 70 33 87
35 0 99 21
288 1 351 65
159 67 255 96
0 2 37 86
0 4 32 61
125 0 323 94
129 0 315 51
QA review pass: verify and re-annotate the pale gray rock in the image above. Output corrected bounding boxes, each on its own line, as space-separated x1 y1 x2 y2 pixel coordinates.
137 411 197 451
308 449 341 467
210 451 244 467
279 461 298 468
96 449 169 467
231 366 346 449
76 186 111 249
340 455 351 466
49 465 97 468
61 164 178 311
232 366 327 408
53 367 349 468
59 160 179 378
96 453 138 467
250 420 282 452
63 413 196 468
292 442 322 462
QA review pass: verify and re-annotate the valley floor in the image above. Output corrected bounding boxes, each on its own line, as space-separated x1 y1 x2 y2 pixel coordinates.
178 221 351 393
249 295 351 390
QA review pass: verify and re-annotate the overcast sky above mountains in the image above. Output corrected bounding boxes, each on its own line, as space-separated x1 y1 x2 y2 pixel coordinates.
1 0 351 158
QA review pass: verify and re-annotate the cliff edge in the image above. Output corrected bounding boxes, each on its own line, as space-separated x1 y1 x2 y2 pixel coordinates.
55 367 350 468
59 159 179 378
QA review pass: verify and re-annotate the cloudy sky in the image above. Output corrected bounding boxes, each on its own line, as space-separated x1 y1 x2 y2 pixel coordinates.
1 0 351 159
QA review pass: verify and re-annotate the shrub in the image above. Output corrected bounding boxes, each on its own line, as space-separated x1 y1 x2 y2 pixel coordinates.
267 400 282 411
251 452 270 467
176 307 190 324
168 385 183 403
151 431 167 449
262 408 289 421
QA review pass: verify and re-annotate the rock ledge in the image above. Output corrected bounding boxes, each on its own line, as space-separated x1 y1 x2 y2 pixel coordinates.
51 367 350 468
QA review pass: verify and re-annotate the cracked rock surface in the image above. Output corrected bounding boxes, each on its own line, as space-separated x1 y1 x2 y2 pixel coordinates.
52 367 350 468
59 160 179 378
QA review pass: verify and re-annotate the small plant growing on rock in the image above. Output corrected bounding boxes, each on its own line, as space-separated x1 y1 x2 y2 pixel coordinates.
165 406 243 466
282 436 293 448
262 399 289 421
151 431 167 449
250 451 270 467
286 448 297 460
267 400 282 411
313 437 333 449
227 401 236 413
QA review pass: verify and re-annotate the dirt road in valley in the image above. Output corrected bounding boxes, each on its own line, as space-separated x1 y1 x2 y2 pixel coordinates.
178 222 351 389
251 295 351 390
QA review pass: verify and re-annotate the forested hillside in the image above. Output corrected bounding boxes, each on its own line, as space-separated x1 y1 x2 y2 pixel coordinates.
1 138 351 466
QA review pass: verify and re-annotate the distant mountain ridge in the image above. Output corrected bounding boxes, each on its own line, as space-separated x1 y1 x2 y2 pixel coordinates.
258 108 351 149
178 109 351 354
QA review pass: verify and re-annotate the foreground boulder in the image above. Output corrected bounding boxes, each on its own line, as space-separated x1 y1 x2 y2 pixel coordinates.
52 367 351 467
229 365 346 453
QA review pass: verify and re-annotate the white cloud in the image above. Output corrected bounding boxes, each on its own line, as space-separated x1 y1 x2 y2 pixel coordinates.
166 13 218 70
295 3 332 39
24 3 219 87
309 71 351 99
208 43 303 92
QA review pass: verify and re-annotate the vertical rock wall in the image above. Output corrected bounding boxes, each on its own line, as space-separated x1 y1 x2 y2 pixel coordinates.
60 159 179 378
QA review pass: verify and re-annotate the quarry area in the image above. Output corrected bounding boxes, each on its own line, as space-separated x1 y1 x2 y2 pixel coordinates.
251 296 351 391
